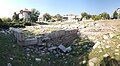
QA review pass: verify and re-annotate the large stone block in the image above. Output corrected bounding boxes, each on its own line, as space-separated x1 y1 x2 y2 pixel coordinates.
17 40 24 46
24 38 37 45
103 34 110 40
54 30 66 38
12 28 25 41
58 44 72 53
48 32 55 38
37 36 43 45
70 29 78 34
17 33 25 41
13 32 18 38
58 44 67 52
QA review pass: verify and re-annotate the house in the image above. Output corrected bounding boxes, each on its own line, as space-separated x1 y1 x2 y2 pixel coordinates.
63 14 81 22
37 16 43 22
19 9 31 22
37 14 82 22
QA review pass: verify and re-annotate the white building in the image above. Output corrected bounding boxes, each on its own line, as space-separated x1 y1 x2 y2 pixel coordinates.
19 9 31 22
63 14 81 22
37 16 43 22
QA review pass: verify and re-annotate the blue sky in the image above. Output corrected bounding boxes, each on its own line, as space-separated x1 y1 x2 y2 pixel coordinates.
0 0 120 17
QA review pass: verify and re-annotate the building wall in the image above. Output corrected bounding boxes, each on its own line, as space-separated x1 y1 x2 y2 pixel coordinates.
63 14 81 21
23 12 30 19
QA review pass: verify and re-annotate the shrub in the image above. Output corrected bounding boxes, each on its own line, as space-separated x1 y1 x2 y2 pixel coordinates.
2 17 12 22
81 12 92 19
24 22 31 26
10 22 25 28
0 20 25 29
113 11 118 19
0 18 2 22
0 18 3 28
99 12 110 19
92 15 102 21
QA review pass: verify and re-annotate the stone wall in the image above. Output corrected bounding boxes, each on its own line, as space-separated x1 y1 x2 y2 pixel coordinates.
46 29 78 45
11 27 78 46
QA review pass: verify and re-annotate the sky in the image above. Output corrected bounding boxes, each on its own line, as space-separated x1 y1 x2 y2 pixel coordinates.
0 0 120 18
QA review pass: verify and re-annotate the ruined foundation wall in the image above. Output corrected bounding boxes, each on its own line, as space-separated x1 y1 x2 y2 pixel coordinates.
11 28 78 46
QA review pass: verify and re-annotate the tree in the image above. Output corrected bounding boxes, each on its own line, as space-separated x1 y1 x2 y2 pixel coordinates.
81 12 91 19
99 12 110 19
113 11 118 19
81 12 87 19
54 14 63 21
30 9 40 22
43 13 51 21
12 12 19 21
86 15 92 19
92 15 101 21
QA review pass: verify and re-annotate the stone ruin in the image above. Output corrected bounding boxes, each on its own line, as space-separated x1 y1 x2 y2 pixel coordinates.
10 26 78 46
7 24 97 66
9 26 80 54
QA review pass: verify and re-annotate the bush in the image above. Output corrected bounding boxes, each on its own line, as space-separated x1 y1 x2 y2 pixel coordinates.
0 18 3 25
92 15 102 21
2 17 12 22
0 20 25 29
0 22 10 29
0 17 13 29
99 12 110 19
12 23 25 28
0 18 9 29
0 18 2 22
0 18 33 29
10 22 25 28
0 18 3 28
81 12 91 19
24 22 31 26
113 11 118 19
51 19 56 22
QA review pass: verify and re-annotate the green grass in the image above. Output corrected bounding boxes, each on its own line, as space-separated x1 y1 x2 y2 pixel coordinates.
0 33 93 66
0 33 27 66
1 31 119 66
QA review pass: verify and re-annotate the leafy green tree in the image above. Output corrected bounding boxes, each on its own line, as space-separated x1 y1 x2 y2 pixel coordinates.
81 12 87 18
54 14 63 21
87 15 92 19
43 13 51 21
113 11 118 19
99 12 110 19
12 12 19 21
81 12 91 19
30 9 40 22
